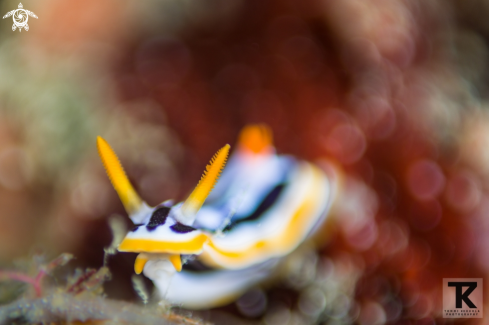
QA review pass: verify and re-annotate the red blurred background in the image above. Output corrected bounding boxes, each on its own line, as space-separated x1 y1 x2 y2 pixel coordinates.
1 0 489 323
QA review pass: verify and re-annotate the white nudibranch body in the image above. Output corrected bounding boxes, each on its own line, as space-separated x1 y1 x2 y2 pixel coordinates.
97 124 339 309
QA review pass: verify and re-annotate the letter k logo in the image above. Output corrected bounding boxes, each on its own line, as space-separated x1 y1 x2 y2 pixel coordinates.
448 282 477 308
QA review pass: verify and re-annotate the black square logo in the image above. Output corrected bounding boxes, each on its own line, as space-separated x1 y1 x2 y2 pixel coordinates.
443 278 482 318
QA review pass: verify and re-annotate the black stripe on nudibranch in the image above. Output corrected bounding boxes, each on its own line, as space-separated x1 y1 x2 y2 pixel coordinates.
223 183 287 232
131 224 144 232
146 206 171 231
170 223 197 234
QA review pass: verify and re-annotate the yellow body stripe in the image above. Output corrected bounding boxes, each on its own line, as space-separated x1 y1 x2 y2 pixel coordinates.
118 164 328 270
97 137 143 215
200 165 325 268
181 144 230 218
118 234 209 255
169 254 182 272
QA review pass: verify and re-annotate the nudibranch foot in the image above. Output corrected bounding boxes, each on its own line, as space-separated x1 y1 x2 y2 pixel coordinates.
160 259 279 309
143 258 177 299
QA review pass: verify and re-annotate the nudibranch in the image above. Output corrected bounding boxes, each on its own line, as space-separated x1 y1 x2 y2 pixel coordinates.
97 125 339 309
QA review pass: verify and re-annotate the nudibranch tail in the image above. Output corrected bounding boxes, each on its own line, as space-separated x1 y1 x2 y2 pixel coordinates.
97 136 143 217
180 144 230 223
238 124 273 154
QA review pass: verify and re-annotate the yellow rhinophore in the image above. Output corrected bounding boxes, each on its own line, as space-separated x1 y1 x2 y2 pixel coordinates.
181 144 230 220
97 137 143 216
